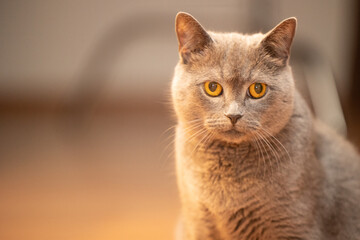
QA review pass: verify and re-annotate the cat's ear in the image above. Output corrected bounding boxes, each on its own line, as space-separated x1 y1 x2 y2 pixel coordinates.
261 17 297 65
175 12 213 64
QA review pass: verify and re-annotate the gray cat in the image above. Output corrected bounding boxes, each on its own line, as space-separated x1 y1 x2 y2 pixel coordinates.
171 12 360 240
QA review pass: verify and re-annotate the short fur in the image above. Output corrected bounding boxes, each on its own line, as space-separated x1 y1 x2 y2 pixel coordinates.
172 12 360 240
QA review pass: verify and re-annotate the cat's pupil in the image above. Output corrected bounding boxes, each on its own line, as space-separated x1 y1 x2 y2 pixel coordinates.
254 83 263 94
209 82 218 92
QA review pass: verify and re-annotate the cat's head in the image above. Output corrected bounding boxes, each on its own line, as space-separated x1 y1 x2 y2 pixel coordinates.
172 12 297 143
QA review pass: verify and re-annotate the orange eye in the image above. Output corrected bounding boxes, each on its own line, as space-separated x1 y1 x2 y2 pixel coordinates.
204 81 223 97
248 83 267 99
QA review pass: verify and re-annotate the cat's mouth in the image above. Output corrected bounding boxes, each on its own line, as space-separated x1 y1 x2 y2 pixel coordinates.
219 128 247 143
223 129 244 136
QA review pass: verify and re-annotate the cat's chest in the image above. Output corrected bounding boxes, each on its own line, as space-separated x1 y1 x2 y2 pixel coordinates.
185 141 268 210
190 141 259 182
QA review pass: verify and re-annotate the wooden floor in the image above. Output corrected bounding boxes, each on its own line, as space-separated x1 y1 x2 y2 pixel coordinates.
0 111 180 240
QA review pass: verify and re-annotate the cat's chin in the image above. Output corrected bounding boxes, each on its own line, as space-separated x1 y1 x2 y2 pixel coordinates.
215 129 250 144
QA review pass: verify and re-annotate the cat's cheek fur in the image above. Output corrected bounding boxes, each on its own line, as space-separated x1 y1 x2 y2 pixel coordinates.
172 71 203 123
258 70 295 136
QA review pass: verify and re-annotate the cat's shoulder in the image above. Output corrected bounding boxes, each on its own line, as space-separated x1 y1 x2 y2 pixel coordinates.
314 120 359 158
314 120 360 183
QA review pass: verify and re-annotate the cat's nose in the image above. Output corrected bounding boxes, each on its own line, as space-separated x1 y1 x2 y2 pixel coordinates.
224 113 242 125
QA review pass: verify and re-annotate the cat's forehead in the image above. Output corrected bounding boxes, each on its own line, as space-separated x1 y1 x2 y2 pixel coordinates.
191 32 269 83
210 32 264 49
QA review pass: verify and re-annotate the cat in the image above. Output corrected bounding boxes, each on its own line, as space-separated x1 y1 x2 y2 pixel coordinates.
171 12 360 240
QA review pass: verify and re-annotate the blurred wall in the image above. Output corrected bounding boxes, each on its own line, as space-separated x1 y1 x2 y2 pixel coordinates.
0 0 357 105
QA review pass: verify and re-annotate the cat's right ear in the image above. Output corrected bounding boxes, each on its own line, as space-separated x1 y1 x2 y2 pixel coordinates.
175 12 213 64
260 17 297 66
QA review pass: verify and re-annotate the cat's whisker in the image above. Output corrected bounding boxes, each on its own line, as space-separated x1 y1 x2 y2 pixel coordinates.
246 110 291 170
202 131 215 152
189 129 213 156
184 128 209 145
162 116 201 131
256 130 279 160
160 126 208 169
175 119 203 134
253 132 267 179
260 127 292 165
251 135 261 177
205 134 214 150
257 130 281 174
160 121 204 168
160 131 177 147
254 131 276 180
185 130 209 157
160 122 203 152
184 118 203 125
261 130 286 167
159 137 177 169
258 132 274 179
160 124 177 137
251 133 264 178
181 122 204 134
176 123 204 139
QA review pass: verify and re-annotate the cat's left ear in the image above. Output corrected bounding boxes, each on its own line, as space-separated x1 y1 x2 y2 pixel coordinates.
175 12 213 64
261 17 297 65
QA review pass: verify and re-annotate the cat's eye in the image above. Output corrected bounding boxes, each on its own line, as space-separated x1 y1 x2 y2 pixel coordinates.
248 83 267 99
204 81 223 97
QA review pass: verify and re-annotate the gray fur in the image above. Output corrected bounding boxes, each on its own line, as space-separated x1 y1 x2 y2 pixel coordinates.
172 12 360 240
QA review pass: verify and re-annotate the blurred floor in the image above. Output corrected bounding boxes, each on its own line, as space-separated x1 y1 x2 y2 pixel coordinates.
0 110 179 240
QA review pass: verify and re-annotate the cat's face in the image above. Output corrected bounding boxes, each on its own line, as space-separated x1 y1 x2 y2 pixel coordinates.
172 13 296 143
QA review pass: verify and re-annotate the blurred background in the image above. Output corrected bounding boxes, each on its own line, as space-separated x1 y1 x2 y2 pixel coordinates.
0 0 359 239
